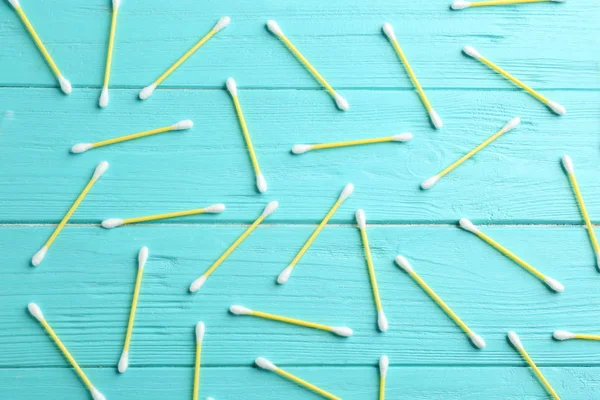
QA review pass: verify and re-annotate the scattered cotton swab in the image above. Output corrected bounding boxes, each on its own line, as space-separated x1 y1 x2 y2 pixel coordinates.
139 17 230 100
463 46 565 115
452 0 566 10
101 203 224 229
32 161 109 266
395 256 486 349
292 133 412 155
356 210 388 332
278 184 354 284
255 357 342 400
508 331 560 399
118 246 148 373
99 0 121 107
383 23 442 129
7 0 71 94
229 305 352 337
562 155 600 270
27 303 107 400
72 120 193 153
379 355 388 400
554 330 600 341
266 20 348 111
189 201 278 292
459 218 564 292
226 78 267 193
193 322 206 400
420 117 520 190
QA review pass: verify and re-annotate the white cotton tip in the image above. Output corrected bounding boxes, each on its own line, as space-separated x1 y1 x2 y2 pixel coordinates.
355 209 366 230
508 331 523 350
596 252 600 270
553 330 575 340
420 175 440 190
502 117 521 133
58 75 72 94
469 332 487 349
189 276 207 293
8 0 20 8
262 201 279 217
70 143 93 154
112 0 121 10
101 218 124 229
171 119 194 130
27 303 44 321
277 265 293 284
451 1 471 9
382 22 396 41
459 218 480 234
255 357 277 371
139 84 156 100
204 203 226 213
226 77 238 97
545 277 564 292
99 87 109 108
331 327 353 337
379 355 389 377
213 16 231 33
93 161 109 180
339 183 354 201
292 144 312 154
256 174 267 193
394 255 414 273
391 132 413 142
118 350 129 373
550 0 566 2
547 101 566 115
196 321 205 343
378 310 389 332
463 46 482 59
31 246 48 267
90 387 107 400
334 93 349 111
266 20 283 37
229 305 252 315
561 155 574 174
428 109 443 129
138 246 148 270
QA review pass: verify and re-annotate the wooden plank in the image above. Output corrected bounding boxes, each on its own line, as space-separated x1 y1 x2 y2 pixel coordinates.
1 0 598 89
1 88 599 224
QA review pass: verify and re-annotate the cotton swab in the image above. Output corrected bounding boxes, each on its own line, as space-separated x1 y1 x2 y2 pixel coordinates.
226 78 267 193
382 23 442 129
118 246 148 373
395 256 486 349
554 330 600 341
255 357 342 400
562 155 600 269
266 20 348 111
71 120 193 153
193 322 205 400
278 184 354 284
139 16 230 100
99 0 121 108
452 0 566 10
189 201 279 292
379 355 388 400
459 218 564 292
292 133 412 155
230 305 353 337
32 161 109 266
421 117 520 189
102 204 225 229
463 46 565 115
28 303 106 400
356 210 388 332
508 331 560 400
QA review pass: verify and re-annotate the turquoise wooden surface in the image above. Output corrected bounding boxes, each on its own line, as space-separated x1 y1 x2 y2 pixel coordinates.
1 0 599 399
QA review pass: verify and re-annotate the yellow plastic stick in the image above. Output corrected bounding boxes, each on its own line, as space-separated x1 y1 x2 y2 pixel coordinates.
118 247 148 374
99 0 121 107
292 133 412 155
509 331 560 400
554 330 600 341
266 20 348 111
193 322 205 400
459 219 564 292
229 305 353 337
226 78 266 193
379 355 388 400
382 23 442 129
562 155 600 269
395 256 486 349
8 0 71 93
139 17 230 100
256 358 342 400
453 0 563 9
420 117 520 190
27 303 106 399
101 203 225 229
278 184 354 284
189 201 279 292
31 162 109 267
